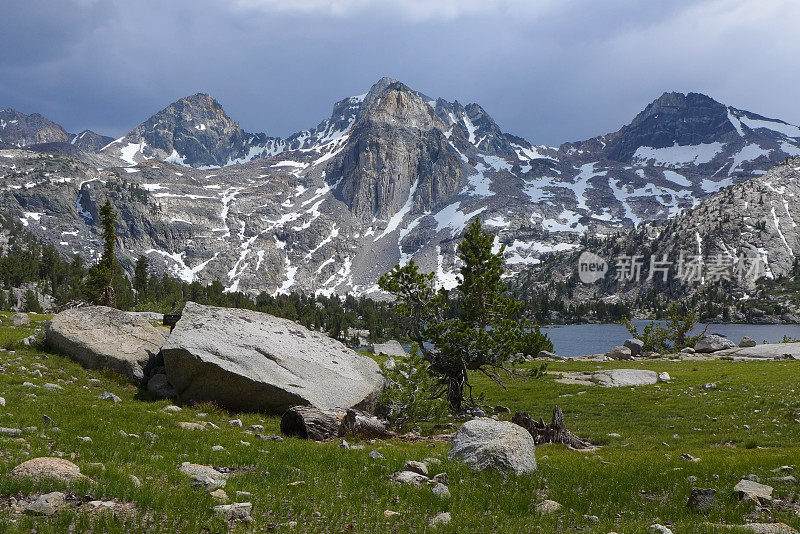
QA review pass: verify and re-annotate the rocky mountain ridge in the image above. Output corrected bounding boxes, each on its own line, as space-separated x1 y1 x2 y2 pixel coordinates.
2 78 800 296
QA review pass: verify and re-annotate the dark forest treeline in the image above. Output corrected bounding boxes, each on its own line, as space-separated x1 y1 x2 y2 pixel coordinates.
0 214 405 345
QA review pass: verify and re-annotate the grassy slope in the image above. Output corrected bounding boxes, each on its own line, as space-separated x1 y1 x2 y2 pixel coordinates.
0 313 798 533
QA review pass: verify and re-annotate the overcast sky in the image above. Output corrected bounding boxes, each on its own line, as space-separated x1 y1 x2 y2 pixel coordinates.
1 0 799 145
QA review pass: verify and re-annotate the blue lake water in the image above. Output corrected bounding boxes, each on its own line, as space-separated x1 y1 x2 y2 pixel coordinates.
541 321 800 357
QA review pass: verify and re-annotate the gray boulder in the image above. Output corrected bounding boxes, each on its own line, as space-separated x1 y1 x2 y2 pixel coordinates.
739 336 757 348
606 345 633 360
368 340 408 358
162 302 384 413
11 313 31 326
589 369 658 387
45 306 167 385
714 342 800 360
447 418 536 475
734 478 773 503
694 334 735 353
623 338 644 357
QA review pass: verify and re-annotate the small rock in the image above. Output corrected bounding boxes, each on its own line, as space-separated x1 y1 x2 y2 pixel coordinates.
213 502 251 521
25 492 66 516
42 415 55 425
771 465 793 473
98 392 121 403
178 422 206 431
228 419 242 427
432 472 449 485
402 460 429 476
339 439 350 449
11 313 31 326
740 336 757 348
734 478 773 503
179 462 228 490
163 405 182 412
130 474 142 487
76 436 92 443
210 489 229 502
390 470 429 487
624 338 644 356
369 450 384 460
773 475 797 484
236 491 252 498
704 383 717 390
10 457 87 482
657 372 671 382
687 487 716 511
211 445 225 452
649 525 673 534
432 483 450 498
43 383 62 391
429 512 451 526
681 453 700 462
472 409 486 417
384 510 400 519
250 424 264 432
0 427 22 436
536 499 562 514
606 345 633 360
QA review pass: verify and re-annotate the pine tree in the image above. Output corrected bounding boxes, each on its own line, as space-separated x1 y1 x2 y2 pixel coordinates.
134 255 149 299
379 218 552 412
86 200 118 307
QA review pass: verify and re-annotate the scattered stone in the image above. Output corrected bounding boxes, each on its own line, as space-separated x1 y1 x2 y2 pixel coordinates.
211 445 225 452
773 475 797 484
384 510 400 520
45 306 167 385
472 408 486 417
86 500 119 512
10 457 87 482
43 383 62 391
694 334 735 353
734 478 773 503
98 392 121 403
681 453 700 462
339 439 350 449
390 470 429 487
0 427 22 436
76 436 92 443
179 462 228 490
704 383 717 390
250 425 264 432
740 336 757 348
606 345 633 360
11 313 31 326
432 472 449 485
130 474 142 487
236 491 252 498
771 466 793 473
733 524 798 534
0 397 5 407
624 338 644 357
287 481 305 487
687 488 716 511
369 450 384 460
212 502 252 521
429 512 451 526
649 525 673 534
161 302 384 412
657 372 671 382
41 415 55 426
536 499 562 514
448 418 536 474
210 489 229 502
402 461 428 477
432 483 450 498
143 431 156 440
22 382 38 388
163 405 182 412
24 492 66 516
228 419 243 427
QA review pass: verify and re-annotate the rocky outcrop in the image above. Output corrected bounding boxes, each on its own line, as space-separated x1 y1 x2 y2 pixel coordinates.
45 306 167 385
0 108 71 147
448 418 536 474
369 340 408 358
161 302 385 413
714 342 800 360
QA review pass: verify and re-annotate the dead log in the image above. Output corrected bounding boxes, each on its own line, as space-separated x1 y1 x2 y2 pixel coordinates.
339 409 395 440
280 406 347 441
512 405 593 450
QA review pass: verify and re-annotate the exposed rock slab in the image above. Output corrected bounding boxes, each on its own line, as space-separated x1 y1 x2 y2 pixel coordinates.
694 334 736 353
162 302 384 413
45 306 166 384
368 340 408 358
714 342 800 360
448 418 536 474
589 369 658 387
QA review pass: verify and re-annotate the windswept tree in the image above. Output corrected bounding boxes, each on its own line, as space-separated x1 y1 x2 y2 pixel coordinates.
378 218 552 412
86 200 118 307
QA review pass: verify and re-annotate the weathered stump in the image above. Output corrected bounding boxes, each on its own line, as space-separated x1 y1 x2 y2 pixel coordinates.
339 409 395 439
280 406 347 441
512 405 593 449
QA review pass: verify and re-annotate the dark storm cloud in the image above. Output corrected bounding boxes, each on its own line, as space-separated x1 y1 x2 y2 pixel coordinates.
1 0 798 145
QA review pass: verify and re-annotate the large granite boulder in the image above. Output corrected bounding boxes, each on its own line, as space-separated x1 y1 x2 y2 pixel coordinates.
161 302 385 413
45 306 167 385
11 313 31 326
694 334 735 353
606 345 633 360
623 338 644 357
447 418 536 475
714 342 800 360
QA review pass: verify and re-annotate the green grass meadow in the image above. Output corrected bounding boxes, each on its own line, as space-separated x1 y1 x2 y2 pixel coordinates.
0 312 798 532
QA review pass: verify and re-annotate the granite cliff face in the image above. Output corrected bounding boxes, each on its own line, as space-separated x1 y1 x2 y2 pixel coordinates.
2 78 800 297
